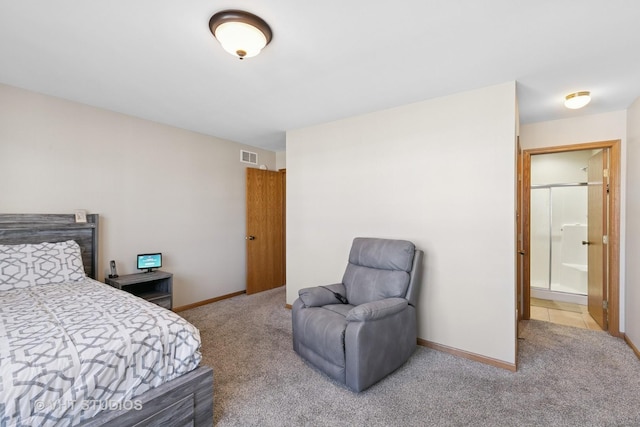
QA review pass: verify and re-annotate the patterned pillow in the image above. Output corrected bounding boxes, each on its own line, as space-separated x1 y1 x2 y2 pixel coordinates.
0 240 86 291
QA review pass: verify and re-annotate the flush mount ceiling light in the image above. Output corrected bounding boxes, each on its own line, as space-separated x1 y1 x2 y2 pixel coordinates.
564 91 591 109
209 10 272 60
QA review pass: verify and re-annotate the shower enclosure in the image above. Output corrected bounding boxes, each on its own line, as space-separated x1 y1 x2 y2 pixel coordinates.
530 183 588 305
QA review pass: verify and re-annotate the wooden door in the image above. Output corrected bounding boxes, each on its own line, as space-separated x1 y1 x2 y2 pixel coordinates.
587 149 607 329
516 138 523 322
522 150 532 320
246 168 285 295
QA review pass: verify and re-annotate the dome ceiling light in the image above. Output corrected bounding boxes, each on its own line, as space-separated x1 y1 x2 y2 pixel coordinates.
564 91 591 109
209 10 272 60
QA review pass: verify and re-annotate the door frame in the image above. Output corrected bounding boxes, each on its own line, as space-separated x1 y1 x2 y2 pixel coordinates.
521 139 621 336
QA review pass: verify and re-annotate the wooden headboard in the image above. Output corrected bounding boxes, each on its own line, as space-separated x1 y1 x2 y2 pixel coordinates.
0 214 99 279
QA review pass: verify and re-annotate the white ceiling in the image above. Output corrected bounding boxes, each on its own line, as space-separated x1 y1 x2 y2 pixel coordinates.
1 1 639 152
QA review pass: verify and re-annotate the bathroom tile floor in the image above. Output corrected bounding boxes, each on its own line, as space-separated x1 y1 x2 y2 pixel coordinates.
530 299 603 331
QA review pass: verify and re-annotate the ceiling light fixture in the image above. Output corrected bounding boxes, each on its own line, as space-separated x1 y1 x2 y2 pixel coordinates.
209 10 272 60
564 91 591 109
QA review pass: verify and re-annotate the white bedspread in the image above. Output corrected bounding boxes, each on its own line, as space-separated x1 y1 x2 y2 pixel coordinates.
0 278 202 426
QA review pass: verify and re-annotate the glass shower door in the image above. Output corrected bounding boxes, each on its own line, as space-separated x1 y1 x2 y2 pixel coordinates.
530 185 588 295
530 188 550 290
550 186 588 295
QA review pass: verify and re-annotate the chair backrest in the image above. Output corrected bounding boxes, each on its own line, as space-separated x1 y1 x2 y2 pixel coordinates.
342 238 416 306
405 249 423 307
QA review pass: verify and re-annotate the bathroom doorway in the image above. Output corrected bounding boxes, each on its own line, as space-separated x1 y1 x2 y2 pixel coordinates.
529 150 598 328
521 140 621 336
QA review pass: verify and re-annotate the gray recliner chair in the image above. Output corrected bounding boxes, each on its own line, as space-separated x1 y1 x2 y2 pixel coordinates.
292 237 423 392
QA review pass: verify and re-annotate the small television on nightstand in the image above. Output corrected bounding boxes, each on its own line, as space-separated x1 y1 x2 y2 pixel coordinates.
137 253 162 273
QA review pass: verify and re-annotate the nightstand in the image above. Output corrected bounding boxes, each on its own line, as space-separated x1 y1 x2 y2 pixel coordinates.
105 270 173 310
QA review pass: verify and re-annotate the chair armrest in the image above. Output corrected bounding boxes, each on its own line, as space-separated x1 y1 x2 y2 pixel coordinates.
346 298 408 322
298 283 347 307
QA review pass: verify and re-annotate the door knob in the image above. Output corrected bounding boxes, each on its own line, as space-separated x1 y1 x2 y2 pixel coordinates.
246 235 256 240
582 240 591 245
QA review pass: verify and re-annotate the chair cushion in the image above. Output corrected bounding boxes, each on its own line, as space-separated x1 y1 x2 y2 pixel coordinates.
322 303 354 317
348 238 415 272
343 238 415 306
344 266 410 306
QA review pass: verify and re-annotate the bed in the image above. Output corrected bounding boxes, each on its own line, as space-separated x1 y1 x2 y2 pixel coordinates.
0 214 213 426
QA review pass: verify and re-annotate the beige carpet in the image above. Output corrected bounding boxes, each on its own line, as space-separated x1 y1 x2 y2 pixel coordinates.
180 286 640 426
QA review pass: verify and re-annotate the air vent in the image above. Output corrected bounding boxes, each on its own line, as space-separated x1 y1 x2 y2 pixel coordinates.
240 150 258 165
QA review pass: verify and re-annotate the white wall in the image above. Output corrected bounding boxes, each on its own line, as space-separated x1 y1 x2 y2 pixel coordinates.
276 151 287 170
531 151 592 185
520 110 627 330
0 83 276 307
625 97 640 349
286 82 518 365
520 111 627 150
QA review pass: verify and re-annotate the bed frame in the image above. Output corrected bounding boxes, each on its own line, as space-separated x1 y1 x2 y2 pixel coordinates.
0 213 214 427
